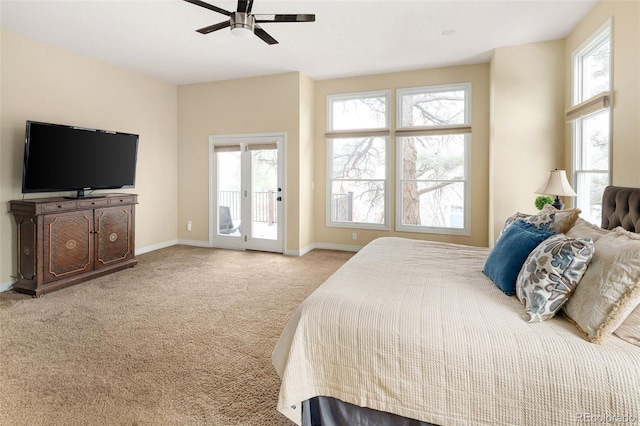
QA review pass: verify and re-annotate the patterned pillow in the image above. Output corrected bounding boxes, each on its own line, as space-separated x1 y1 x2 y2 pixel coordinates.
501 210 556 236
614 304 640 346
516 234 594 323
542 204 581 234
564 227 640 343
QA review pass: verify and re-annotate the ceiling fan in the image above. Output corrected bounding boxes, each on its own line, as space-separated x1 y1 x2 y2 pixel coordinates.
183 0 315 45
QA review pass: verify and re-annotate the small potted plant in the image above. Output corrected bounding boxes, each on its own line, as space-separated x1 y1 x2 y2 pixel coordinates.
535 195 554 211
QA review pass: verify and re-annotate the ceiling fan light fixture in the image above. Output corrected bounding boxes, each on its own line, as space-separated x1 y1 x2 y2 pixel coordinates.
185 1 314 45
230 12 255 38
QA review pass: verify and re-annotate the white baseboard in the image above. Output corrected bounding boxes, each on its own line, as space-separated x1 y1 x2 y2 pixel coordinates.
135 239 209 256
284 242 362 256
135 239 178 255
177 239 210 248
284 243 314 257
1 279 15 293
313 242 362 252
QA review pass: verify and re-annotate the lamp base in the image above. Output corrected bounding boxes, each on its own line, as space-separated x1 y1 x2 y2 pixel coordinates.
552 196 564 210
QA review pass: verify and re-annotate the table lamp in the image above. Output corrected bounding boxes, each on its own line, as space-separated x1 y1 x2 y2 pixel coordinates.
535 169 577 210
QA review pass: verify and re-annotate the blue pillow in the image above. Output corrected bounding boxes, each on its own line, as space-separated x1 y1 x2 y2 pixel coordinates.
483 220 555 296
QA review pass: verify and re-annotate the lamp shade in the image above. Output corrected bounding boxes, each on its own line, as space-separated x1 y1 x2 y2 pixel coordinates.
535 169 577 197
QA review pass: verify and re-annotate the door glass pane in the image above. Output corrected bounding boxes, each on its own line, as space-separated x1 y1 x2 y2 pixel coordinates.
217 151 241 236
251 148 278 240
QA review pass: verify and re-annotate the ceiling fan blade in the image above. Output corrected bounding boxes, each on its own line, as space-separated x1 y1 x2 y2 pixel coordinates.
254 25 278 45
183 0 231 16
237 0 254 14
196 20 231 34
254 14 315 23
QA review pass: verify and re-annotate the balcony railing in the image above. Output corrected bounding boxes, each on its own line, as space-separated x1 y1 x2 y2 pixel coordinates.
331 192 353 222
219 190 277 224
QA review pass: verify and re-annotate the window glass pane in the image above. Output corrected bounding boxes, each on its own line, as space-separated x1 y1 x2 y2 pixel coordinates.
580 110 609 170
331 137 386 180
330 180 385 224
401 181 464 228
576 172 608 225
581 40 610 100
400 135 465 181
330 96 387 130
573 23 610 223
399 89 466 127
217 151 241 236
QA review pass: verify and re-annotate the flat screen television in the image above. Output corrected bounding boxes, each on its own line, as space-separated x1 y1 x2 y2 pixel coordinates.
22 120 139 199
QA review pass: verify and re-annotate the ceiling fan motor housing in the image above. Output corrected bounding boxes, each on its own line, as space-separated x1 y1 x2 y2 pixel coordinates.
230 12 255 32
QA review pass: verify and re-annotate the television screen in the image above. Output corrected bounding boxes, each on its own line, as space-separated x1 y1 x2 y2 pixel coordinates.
22 121 138 198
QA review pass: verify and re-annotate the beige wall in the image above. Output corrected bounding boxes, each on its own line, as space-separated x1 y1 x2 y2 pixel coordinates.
0 30 178 288
176 72 309 252
490 40 566 243
298 73 316 251
565 0 640 188
313 64 491 248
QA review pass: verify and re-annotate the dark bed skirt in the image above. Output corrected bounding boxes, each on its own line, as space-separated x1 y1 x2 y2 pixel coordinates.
302 396 438 426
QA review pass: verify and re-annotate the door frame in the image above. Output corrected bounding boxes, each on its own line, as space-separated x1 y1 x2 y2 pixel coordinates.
208 132 286 253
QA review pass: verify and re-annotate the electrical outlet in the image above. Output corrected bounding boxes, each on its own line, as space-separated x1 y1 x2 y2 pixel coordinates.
352 232 357 240
187 221 192 232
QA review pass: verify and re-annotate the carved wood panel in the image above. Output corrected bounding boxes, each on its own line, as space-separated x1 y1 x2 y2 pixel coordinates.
43 211 93 282
17 217 36 280
95 206 133 268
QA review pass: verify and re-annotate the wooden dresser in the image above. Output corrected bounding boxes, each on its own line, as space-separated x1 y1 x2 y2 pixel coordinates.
9 193 137 296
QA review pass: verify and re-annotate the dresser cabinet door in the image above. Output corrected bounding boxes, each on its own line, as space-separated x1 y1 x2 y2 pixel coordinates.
95 206 134 269
43 211 94 283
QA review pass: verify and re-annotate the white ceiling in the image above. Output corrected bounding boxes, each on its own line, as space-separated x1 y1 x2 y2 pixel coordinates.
0 0 597 85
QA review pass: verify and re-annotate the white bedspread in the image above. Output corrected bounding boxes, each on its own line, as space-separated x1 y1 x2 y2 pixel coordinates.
272 237 640 425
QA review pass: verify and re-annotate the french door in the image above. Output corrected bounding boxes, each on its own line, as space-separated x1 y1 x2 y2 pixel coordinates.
209 133 284 253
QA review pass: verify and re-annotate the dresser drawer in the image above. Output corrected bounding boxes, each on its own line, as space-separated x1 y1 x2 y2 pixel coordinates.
78 198 110 208
41 201 78 212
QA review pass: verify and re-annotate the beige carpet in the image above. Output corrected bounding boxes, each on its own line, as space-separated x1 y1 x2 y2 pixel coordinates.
0 245 354 426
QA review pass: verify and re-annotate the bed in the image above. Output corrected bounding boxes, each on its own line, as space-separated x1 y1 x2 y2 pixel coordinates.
272 185 640 426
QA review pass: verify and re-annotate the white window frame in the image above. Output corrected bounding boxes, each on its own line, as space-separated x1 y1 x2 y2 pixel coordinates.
395 83 472 235
326 90 390 230
570 19 612 221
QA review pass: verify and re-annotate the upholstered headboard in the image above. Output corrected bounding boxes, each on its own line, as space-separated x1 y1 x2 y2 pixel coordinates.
601 185 640 233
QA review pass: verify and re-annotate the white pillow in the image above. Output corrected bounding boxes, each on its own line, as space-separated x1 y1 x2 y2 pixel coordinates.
565 217 610 242
614 304 640 346
564 227 640 343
